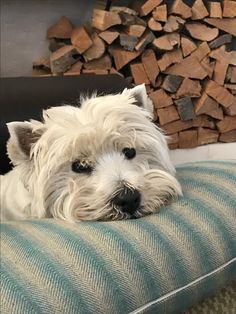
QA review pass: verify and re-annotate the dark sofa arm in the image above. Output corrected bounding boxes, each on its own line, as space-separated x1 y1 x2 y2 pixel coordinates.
0 75 130 174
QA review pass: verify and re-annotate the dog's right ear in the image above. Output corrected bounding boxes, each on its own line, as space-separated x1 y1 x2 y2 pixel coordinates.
122 84 154 119
6 121 43 165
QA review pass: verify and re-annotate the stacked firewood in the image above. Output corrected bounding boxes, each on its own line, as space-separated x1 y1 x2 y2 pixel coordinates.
33 0 236 149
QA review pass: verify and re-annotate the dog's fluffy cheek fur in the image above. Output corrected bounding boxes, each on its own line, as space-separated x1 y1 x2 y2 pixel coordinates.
136 170 182 217
39 167 110 222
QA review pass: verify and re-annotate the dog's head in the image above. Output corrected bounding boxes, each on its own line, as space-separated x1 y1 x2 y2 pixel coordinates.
7 84 182 222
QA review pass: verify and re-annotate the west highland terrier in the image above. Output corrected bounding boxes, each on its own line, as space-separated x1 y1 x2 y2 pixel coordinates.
1 84 182 222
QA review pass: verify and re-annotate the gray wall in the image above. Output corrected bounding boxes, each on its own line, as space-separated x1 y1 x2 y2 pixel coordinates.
1 0 94 77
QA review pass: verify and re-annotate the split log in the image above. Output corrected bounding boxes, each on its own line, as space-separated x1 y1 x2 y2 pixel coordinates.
135 30 155 52
213 59 228 86
149 89 173 109
192 115 215 129
191 42 210 62
175 97 196 121
225 84 236 93
170 0 192 19
111 48 140 70
33 56 50 70
157 105 180 125
148 17 162 31
82 69 108 75
175 78 201 98
118 12 146 27
209 34 232 49
145 85 153 94
165 55 208 80
226 66 234 83
32 68 51 76
195 92 219 115
162 74 183 93
209 45 236 66
200 57 215 79
83 33 105 61
216 116 236 133
98 30 119 44
130 63 150 85
91 9 121 31
209 2 222 18
180 36 197 57
141 49 159 86
207 106 224 120
152 4 167 22
168 133 179 149
163 15 185 33
120 34 138 51
110 6 138 16
230 67 236 83
139 0 163 16
63 72 81 76
225 101 236 116
219 130 236 142
179 130 198 148
109 67 124 76
125 24 146 37
222 1 236 18
48 39 66 52
155 75 164 88
50 45 78 73
198 128 219 145
130 0 146 14
64 60 83 75
153 33 180 51
191 0 209 20
157 48 183 71
205 80 234 108
185 23 219 42
83 54 111 70
162 120 193 135
71 26 93 54
204 18 236 36
47 16 73 39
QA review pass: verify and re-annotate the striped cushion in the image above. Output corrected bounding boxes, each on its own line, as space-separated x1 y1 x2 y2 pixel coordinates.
1 161 236 314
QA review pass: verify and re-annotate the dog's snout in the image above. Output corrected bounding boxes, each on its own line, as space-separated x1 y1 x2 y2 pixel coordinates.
112 187 141 214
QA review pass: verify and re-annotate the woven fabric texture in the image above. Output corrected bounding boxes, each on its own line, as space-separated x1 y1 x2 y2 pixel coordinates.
184 280 236 314
1 161 236 314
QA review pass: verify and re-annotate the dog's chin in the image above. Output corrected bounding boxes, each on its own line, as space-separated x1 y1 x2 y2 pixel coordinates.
91 205 153 221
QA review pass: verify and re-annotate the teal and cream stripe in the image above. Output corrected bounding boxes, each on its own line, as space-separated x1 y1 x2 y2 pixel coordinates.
1 161 236 314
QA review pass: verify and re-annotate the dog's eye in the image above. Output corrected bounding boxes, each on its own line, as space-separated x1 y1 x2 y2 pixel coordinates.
122 147 136 160
71 161 92 174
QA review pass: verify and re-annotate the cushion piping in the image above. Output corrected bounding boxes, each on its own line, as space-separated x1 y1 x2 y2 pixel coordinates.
130 257 236 314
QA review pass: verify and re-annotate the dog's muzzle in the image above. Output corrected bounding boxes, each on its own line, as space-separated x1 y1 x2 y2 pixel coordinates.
111 187 141 214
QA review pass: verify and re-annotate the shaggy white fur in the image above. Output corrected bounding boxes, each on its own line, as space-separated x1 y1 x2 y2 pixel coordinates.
1 84 182 222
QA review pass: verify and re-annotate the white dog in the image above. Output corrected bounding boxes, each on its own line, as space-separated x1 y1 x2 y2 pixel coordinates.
1 84 182 222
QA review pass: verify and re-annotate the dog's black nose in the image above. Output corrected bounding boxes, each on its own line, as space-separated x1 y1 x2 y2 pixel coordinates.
112 187 141 214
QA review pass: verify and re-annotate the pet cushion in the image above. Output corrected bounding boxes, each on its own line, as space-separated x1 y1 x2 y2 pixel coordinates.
1 160 236 314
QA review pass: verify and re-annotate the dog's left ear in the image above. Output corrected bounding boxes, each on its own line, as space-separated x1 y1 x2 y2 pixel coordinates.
122 84 154 118
6 121 43 165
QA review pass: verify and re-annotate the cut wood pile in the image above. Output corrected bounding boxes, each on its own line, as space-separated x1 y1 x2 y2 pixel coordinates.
33 0 236 149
